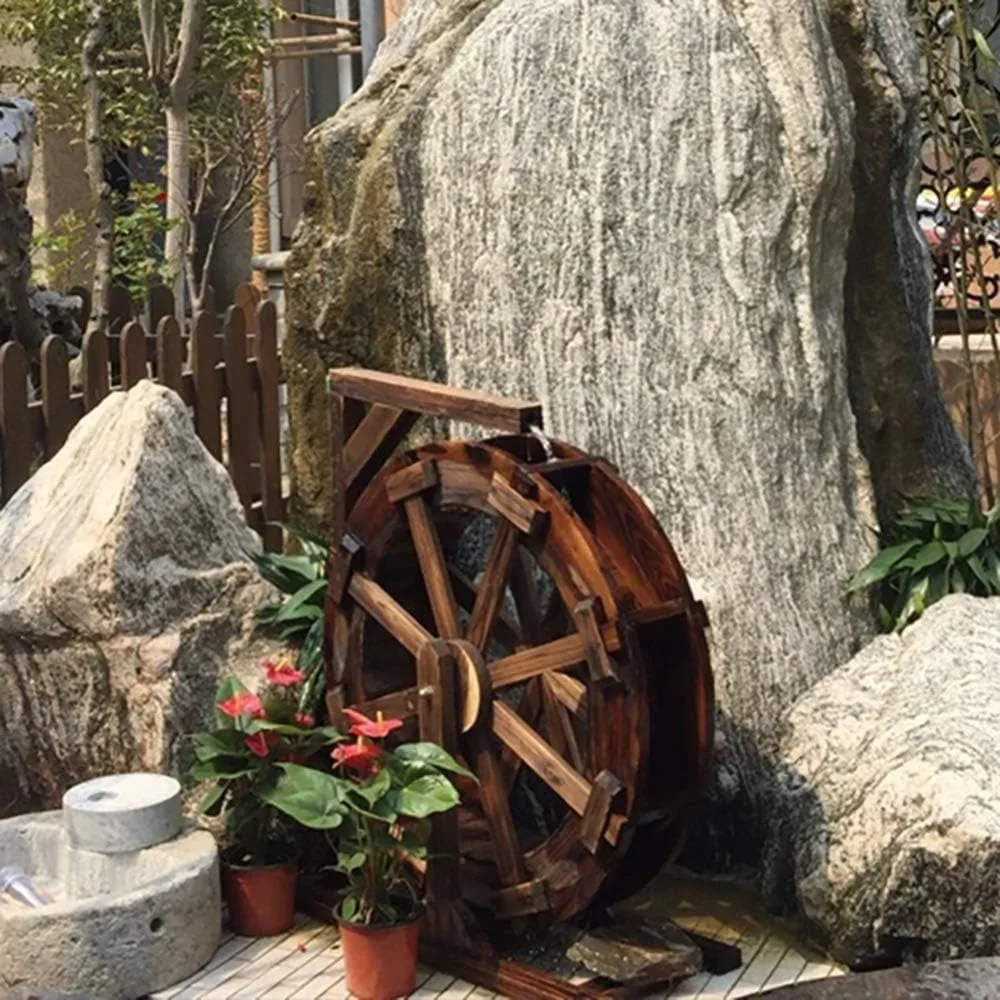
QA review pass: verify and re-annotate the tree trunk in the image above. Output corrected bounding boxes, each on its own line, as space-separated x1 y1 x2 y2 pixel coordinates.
82 1 112 336
164 101 190 315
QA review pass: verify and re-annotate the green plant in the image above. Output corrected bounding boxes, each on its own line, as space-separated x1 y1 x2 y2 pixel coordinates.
31 210 91 290
288 708 474 926
848 497 1000 631
254 523 329 716
112 183 179 301
193 661 343 865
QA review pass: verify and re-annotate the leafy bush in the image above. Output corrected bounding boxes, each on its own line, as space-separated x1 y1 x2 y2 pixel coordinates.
848 498 1000 631
254 524 329 716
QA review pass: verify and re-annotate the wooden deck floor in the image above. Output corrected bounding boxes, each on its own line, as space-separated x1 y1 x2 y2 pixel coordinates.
152 875 845 1000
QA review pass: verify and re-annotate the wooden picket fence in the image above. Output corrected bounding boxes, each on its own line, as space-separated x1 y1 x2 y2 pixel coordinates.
0 290 286 552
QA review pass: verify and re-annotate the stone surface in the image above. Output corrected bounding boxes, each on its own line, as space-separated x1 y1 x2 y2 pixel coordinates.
761 960 1000 999
286 0 971 849
566 918 702 983
769 595 1000 966
0 811 220 999
63 773 182 854
0 381 275 811
1 990 101 1000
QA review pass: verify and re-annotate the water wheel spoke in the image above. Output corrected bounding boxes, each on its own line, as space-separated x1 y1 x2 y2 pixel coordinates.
544 671 587 718
449 564 522 649
465 724 529 886
541 675 585 772
405 495 462 639
465 520 520 652
348 573 434 657
499 677 544 791
509 548 544 646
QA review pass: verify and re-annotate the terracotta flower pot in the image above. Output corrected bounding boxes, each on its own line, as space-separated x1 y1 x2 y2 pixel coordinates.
338 909 422 1000
221 857 297 937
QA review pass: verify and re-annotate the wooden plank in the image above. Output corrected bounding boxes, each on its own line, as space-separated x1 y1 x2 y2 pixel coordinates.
190 311 221 460
509 549 544 644
255 301 283 552
466 520 519 652
406 495 462 639
348 573 434 657
577 769 624 855
450 564 521 650
328 367 544 433
40 336 72 459
493 701 623 845
330 604 366 706
223 306 253 511
120 321 148 389
147 284 174 335
156 316 184 395
351 685 420 722
490 625 621 689
545 670 587 718
234 282 260 346
81 328 110 411
0 343 32 502
344 403 416 487
418 943 608 1000
542 674 585 773
417 641 461 905
386 458 439 503
574 597 620 684
486 473 548 535
491 878 550 919
500 677 543 791
330 391 348 555
329 533 364 604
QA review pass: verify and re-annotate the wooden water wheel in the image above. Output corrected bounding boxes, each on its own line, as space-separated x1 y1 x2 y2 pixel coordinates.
322 368 713 948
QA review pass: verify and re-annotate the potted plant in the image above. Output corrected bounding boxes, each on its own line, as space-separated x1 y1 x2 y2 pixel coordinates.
278 707 474 1000
191 656 344 937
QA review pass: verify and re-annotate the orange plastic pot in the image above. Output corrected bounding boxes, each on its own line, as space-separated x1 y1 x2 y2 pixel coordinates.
222 858 297 938
338 910 422 1000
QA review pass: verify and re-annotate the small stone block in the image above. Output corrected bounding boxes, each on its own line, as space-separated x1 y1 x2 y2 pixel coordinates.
63 773 182 854
566 917 702 984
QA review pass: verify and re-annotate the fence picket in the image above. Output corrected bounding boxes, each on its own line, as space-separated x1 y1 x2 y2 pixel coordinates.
107 283 133 334
256 300 283 551
224 307 253 512
82 329 110 411
191 311 222 460
121 321 148 389
157 317 184 394
148 285 175 336
41 336 72 459
0 343 32 503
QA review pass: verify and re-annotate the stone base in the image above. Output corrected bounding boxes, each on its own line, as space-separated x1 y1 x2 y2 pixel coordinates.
0 811 220 999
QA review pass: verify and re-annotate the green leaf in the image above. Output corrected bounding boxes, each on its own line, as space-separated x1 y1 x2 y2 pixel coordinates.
260 763 347 829
336 850 366 874
199 783 227 817
957 527 988 557
356 766 392 805
393 743 477 781
905 540 947 573
847 540 921 592
895 576 931 632
968 552 993 591
396 774 461 819
274 578 328 621
974 28 999 67
193 729 248 762
191 756 257 782
340 895 359 922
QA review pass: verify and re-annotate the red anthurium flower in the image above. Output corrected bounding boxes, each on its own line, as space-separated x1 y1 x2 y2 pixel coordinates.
343 708 404 740
155 190 167 204
295 712 315 729
244 730 279 758
332 738 381 775
264 658 306 687
218 691 264 719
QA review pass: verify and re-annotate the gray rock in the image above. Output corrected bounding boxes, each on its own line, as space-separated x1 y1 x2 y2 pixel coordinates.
0 381 275 810
771 595 1000 965
761 959 1000 999
566 918 702 984
0 811 220 999
286 0 970 850
1 990 102 1000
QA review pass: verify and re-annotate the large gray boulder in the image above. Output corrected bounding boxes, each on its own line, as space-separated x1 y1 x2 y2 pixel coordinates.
771 596 1000 966
286 0 974 844
0 381 274 813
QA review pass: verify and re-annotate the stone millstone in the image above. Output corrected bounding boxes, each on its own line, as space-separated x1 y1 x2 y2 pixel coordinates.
566 918 702 984
63 773 182 853
0 381 276 811
769 595 1000 965
760 959 1000 999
